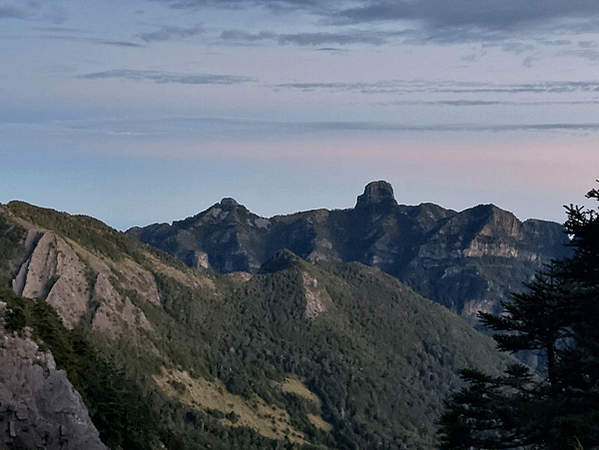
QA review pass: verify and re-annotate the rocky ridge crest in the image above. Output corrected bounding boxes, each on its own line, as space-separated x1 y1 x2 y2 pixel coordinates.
129 181 571 321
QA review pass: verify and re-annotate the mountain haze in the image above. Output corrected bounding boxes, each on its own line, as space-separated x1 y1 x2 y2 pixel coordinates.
129 181 571 322
0 198 514 449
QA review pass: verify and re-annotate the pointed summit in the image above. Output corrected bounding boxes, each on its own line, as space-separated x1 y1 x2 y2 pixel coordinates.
355 181 398 209
219 197 240 210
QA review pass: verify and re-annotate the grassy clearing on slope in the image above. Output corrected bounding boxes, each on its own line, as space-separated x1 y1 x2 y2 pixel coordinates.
154 368 310 444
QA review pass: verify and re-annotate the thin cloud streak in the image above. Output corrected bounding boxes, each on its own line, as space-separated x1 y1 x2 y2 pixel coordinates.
149 0 338 14
77 69 256 85
150 0 599 28
41 35 145 47
220 28 404 46
274 80 599 95
136 24 205 42
332 0 599 28
279 121 599 133
559 48 599 61
43 115 599 138
380 99 599 107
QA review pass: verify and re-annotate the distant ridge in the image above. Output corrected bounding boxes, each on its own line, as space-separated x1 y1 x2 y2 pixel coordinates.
128 180 571 322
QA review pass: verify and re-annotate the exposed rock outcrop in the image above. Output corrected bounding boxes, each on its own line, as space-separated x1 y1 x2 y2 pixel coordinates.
13 232 90 329
355 180 398 209
0 318 108 450
303 272 327 320
3 210 159 335
0 198 526 449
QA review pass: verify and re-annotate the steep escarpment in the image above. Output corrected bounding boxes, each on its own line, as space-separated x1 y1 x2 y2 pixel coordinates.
401 204 569 319
3 202 159 335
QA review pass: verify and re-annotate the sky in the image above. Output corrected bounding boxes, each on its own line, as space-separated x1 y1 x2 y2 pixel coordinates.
2 0 599 230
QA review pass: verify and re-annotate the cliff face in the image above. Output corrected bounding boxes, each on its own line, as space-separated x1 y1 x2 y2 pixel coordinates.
4 208 158 335
0 313 107 450
400 204 568 318
129 181 571 321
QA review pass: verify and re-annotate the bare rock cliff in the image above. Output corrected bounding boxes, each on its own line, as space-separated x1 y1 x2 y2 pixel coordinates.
10 225 157 335
13 231 90 329
0 315 107 450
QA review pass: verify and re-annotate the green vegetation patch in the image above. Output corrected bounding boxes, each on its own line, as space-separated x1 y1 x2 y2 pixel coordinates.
6 201 143 262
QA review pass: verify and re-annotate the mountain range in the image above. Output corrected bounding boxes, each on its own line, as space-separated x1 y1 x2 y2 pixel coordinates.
0 182 570 449
128 181 571 323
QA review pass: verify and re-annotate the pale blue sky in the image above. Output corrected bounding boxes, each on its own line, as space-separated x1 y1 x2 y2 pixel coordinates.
2 0 599 229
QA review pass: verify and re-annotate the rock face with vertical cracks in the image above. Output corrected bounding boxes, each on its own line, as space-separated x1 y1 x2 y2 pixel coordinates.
0 319 108 450
7 216 158 335
12 231 90 329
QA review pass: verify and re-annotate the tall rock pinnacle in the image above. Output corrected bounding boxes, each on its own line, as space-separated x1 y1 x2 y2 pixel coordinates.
355 181 398 209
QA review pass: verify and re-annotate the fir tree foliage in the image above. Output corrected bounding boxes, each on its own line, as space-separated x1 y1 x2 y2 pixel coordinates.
438 183 599 450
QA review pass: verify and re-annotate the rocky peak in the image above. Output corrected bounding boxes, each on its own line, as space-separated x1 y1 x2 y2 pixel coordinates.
220 198 240 210
479 205 521 238
355 181 398 209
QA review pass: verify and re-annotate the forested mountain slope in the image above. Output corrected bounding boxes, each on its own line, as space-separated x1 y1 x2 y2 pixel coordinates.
0 200 511 449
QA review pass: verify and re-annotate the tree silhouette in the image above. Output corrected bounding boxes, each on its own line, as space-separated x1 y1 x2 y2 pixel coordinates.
439 182 599 450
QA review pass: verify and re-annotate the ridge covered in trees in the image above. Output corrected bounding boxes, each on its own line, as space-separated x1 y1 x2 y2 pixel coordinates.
439 184 599 449
0 201 510 450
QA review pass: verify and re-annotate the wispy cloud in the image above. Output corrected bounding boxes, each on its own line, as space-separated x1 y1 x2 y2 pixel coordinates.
149 0 335 14
380 99 599 107
0 5 32 20
539 39 573 46
274 80 599 95
220 28 401 46
559 48 599 61
99 40 146 47
150 0 599 49
330 0 599 29
522 55 539 67
151 0 599 31
41 35 145 47
77 69 256 85
278 121 599 133
53 115 599 137
219 29 276 42
399 100 503 106
136 24 205 42
0 3 67 24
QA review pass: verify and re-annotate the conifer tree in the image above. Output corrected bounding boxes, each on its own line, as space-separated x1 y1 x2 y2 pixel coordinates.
438 183 599 450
